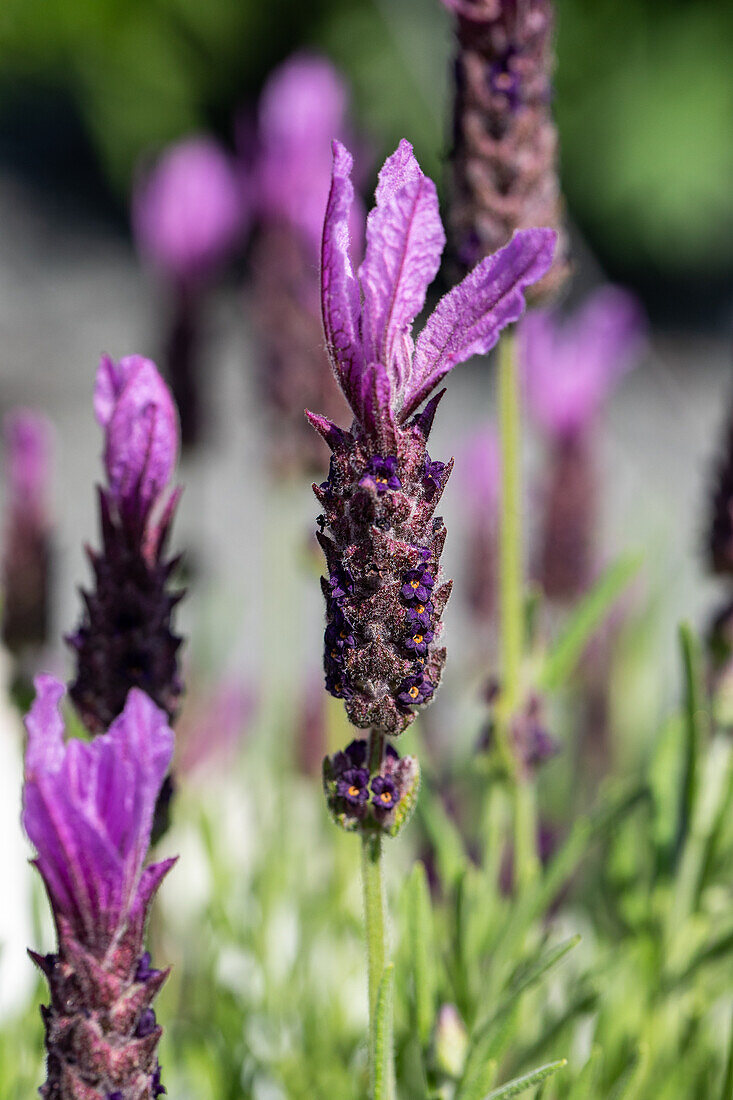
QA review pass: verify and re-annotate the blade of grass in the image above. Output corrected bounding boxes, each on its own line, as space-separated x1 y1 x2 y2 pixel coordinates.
406 863 436 1049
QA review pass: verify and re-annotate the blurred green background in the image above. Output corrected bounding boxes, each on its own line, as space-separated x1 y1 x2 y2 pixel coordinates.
0 0 732 325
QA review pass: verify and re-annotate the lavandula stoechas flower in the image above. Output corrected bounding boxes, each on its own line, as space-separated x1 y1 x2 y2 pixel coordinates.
133 137 246 447
315 139 555 830
443 0 570 300
521 286 645 601
67 355 184 738
2 410 53 659
23 677 175 1099
250 55 362 475
460 426 501 623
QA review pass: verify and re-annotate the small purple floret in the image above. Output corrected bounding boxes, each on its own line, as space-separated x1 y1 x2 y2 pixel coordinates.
401 569 435 603
371 774 398 811
337 767 370 805
396 674 434 708
361 455 402 493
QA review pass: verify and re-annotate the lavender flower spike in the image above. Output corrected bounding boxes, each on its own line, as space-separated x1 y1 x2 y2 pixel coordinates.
68 354 184 735
444 0 570 300
313 139 554 740
520 287 646 600
2 410 53 657
23 676 175 1099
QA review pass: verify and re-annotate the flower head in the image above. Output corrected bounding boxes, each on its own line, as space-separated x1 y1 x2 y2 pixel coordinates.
521 287 647 439
312 140 553 736
23 678 175 1097
23 676 175 953
133 136 245 286
95 353 179 518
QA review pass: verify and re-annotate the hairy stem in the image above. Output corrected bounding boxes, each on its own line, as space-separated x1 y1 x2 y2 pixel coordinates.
497 328 539 888
362 731 392 1097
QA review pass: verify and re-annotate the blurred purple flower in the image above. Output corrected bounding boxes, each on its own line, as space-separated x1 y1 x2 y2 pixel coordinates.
521 286 647 439
443 0 570 300
2 411 53 656
250 54 363 475
312 138 555 736
133 136 245 287
5 411 51 523
95 353 179 519
176 678 254 777
256 54 359 255
23 676 175 1097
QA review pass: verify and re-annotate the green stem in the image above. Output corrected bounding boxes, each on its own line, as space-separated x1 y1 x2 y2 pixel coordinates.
362 731 393 1097
497 328 539 889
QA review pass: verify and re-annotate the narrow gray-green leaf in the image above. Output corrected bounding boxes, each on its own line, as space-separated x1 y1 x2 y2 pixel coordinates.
406 862 435 1048
540 553 641 691
720 1010 733 1100
418 787 468 888
675 622 706 860
483 1059 567 1099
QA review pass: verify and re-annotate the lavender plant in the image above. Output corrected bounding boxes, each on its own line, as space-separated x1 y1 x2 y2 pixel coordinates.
133 138 246 447
521 287 646 602
22 676 175 1099
1 411 53 700
67 355 183 737
312 135 554 1090
442 0 570 300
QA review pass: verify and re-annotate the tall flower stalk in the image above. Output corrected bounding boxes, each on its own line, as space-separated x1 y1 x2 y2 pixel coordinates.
22 677 176 1099
443 0 570 883
67 354 184 839
1 410 53 701
313 137 554 1092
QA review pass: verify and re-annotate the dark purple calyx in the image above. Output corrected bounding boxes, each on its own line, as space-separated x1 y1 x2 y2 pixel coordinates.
323 738 420 836
67 488 184 735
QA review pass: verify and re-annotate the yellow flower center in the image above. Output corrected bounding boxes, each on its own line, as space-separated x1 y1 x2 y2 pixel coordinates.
380 791 392 804
409 686 420 700
410 579 419 589
348 785 360 797
413 634 423 645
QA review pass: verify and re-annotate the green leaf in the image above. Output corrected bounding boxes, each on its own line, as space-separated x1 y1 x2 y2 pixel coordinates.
486 782 645 999
460 937 579 1097
720 1010 733 1100
417 786 468 888
675 623 707 860
406 863 436 1049
540 553 641 692
374 963 395 1100
483 1059 567 1099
